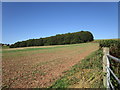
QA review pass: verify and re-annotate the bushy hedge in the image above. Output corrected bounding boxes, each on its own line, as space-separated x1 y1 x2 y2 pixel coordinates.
99 40 118 47
10 31 94 48
99 39 120 58
99 39 120 89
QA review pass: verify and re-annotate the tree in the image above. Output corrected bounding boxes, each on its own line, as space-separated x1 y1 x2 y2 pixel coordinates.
10 31 94 48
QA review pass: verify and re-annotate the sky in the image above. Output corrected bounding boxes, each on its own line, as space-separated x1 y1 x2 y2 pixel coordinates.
2 2 118 44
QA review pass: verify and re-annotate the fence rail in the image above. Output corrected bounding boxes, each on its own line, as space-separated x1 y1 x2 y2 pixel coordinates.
107 54 120 63
103 48 120 90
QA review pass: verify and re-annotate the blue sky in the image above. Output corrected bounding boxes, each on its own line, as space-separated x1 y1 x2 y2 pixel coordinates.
2 2 118 44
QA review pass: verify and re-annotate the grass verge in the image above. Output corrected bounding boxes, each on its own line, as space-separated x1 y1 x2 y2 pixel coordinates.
49 49 104 88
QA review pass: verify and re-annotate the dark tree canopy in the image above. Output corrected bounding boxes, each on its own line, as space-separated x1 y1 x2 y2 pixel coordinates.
10 31 94 48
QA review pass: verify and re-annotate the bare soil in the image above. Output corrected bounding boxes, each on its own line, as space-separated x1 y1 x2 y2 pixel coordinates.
2 43 99 88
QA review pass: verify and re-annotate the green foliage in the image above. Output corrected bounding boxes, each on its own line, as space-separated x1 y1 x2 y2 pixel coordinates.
99 39 120 89
9 31 94 48
99 39 120 58
99 40 119 47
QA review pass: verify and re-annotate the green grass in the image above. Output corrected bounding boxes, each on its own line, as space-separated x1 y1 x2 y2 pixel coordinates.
49 49 104 88
2 43 98 53
2 46 63 53
2 43 98 58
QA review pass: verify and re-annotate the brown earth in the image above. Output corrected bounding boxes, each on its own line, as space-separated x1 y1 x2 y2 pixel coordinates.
2 43 99 88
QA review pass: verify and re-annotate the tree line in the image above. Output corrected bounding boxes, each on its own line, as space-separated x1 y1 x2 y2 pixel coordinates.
10 31 94 48
0 43 10 47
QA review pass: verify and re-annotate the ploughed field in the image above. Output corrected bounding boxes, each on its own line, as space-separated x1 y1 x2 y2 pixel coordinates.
2 43 99 88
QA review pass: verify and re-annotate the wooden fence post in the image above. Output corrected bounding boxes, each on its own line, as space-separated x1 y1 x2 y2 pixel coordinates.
103 47 109 88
